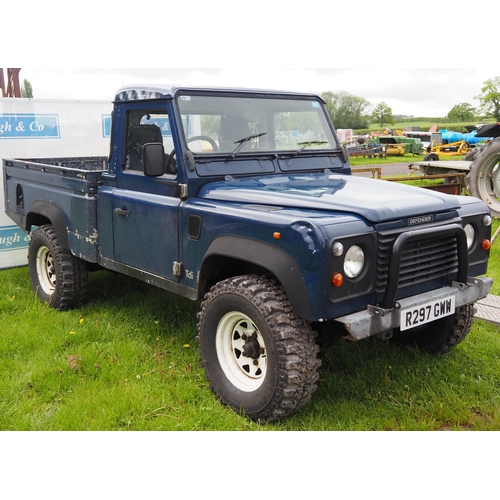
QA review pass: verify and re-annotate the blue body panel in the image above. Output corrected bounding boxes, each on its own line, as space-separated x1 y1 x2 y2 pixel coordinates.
197 173 461 224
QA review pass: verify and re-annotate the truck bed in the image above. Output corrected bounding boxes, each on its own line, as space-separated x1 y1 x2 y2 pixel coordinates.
2 157 107 262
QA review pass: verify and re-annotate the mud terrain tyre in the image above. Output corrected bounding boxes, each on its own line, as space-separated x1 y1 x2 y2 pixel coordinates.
28 225 88 310
468 138 500 218
197 275 321 422
391 304 476 355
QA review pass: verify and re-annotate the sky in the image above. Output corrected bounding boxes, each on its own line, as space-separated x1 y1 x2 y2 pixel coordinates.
15 67 500 119
6 1 499 121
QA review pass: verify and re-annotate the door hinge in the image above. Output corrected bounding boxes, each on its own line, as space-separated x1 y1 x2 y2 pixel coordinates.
179 184 188 198
173 261 183 277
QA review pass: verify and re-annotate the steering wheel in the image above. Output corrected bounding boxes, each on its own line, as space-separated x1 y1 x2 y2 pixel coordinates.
166 136 219 174
187 135 218 152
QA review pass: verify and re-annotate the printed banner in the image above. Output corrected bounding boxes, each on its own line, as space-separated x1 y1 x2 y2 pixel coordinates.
0 113 60 139
101 115 172 137
102 114 112 138
0 226 30 251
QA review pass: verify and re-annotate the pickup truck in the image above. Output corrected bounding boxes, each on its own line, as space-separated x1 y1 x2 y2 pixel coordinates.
2 85 494 422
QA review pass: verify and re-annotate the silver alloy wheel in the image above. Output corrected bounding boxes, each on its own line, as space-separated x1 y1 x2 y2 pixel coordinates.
36 245 56 295
216 311 267 392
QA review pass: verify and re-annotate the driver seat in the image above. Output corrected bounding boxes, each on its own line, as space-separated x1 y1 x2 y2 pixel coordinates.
125 124 163 171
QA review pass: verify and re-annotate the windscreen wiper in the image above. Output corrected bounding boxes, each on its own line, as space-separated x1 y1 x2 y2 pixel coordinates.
292 140 329 156
229 132 267 159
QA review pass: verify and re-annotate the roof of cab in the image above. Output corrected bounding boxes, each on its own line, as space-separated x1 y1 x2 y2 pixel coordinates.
114 84 322 103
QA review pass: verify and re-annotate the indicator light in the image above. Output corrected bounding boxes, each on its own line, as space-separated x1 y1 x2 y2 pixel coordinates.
332 242 344 257
331 273 343 287
481 239 491 251
273 232 281 240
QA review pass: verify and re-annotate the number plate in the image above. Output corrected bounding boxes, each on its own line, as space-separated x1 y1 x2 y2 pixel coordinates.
400 295 456 331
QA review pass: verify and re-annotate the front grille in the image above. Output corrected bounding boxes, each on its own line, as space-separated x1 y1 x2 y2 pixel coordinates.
376 231 459 300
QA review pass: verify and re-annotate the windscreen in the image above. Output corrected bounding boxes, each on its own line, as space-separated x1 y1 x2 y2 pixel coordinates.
176 93 338 156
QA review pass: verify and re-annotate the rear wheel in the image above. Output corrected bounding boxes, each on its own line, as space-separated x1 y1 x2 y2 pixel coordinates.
391 304 475 355
197 275 321 422
468 138 500 217
423 152 439 161
443 170 460 185
28 225 88 310
463 148 479 162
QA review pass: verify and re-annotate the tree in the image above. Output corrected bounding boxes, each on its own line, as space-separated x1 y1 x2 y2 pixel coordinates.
20 79 33 98
321 91 370 129
447 102 476 122
371 102 394 127
476 76 500 121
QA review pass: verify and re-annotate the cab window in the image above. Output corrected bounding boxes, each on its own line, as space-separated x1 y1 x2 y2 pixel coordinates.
124 110 176 174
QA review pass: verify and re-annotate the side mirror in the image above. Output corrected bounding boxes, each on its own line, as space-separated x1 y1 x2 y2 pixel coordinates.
340 144 350 164
143 143 165 177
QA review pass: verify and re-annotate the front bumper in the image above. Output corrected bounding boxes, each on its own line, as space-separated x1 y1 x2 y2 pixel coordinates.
335 276 493 340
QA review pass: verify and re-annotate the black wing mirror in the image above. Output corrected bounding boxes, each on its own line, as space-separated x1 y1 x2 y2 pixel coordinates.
143 143 165 177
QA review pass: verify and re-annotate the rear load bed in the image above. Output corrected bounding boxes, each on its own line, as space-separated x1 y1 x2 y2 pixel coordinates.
2 157 107 262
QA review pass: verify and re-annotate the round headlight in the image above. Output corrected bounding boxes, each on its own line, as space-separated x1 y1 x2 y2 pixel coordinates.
464 223 475 250
344 245 365 278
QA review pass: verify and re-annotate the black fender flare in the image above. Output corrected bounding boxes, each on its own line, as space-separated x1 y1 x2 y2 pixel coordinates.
26 200 70 250
201 236 313 320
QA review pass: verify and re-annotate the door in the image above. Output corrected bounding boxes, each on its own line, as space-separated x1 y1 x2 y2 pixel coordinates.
111 106 181 281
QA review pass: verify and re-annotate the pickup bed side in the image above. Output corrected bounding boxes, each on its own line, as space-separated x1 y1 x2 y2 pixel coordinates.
3 158 105 262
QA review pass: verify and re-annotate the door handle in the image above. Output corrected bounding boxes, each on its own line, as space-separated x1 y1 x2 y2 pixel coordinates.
114 208 130 217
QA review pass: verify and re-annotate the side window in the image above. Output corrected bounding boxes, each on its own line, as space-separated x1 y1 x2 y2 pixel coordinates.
124 110 175 174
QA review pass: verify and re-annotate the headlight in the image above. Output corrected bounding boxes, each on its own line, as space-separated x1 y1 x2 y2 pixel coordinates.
344 245 365 278
464 223 475 250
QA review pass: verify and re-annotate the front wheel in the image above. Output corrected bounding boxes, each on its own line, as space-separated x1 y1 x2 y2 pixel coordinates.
391 304 476 355
28 225 88 310
197 275 321 422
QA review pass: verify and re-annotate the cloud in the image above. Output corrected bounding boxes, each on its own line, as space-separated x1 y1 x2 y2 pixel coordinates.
17 67 500 118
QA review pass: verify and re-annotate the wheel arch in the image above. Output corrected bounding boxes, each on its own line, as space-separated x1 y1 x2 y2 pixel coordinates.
26 201 70 250
199 236 314 320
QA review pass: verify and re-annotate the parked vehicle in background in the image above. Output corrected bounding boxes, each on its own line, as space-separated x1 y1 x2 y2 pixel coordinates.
409 123 500 218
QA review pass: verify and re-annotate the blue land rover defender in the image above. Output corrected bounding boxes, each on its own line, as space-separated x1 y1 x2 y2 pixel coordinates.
2 85 493 421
